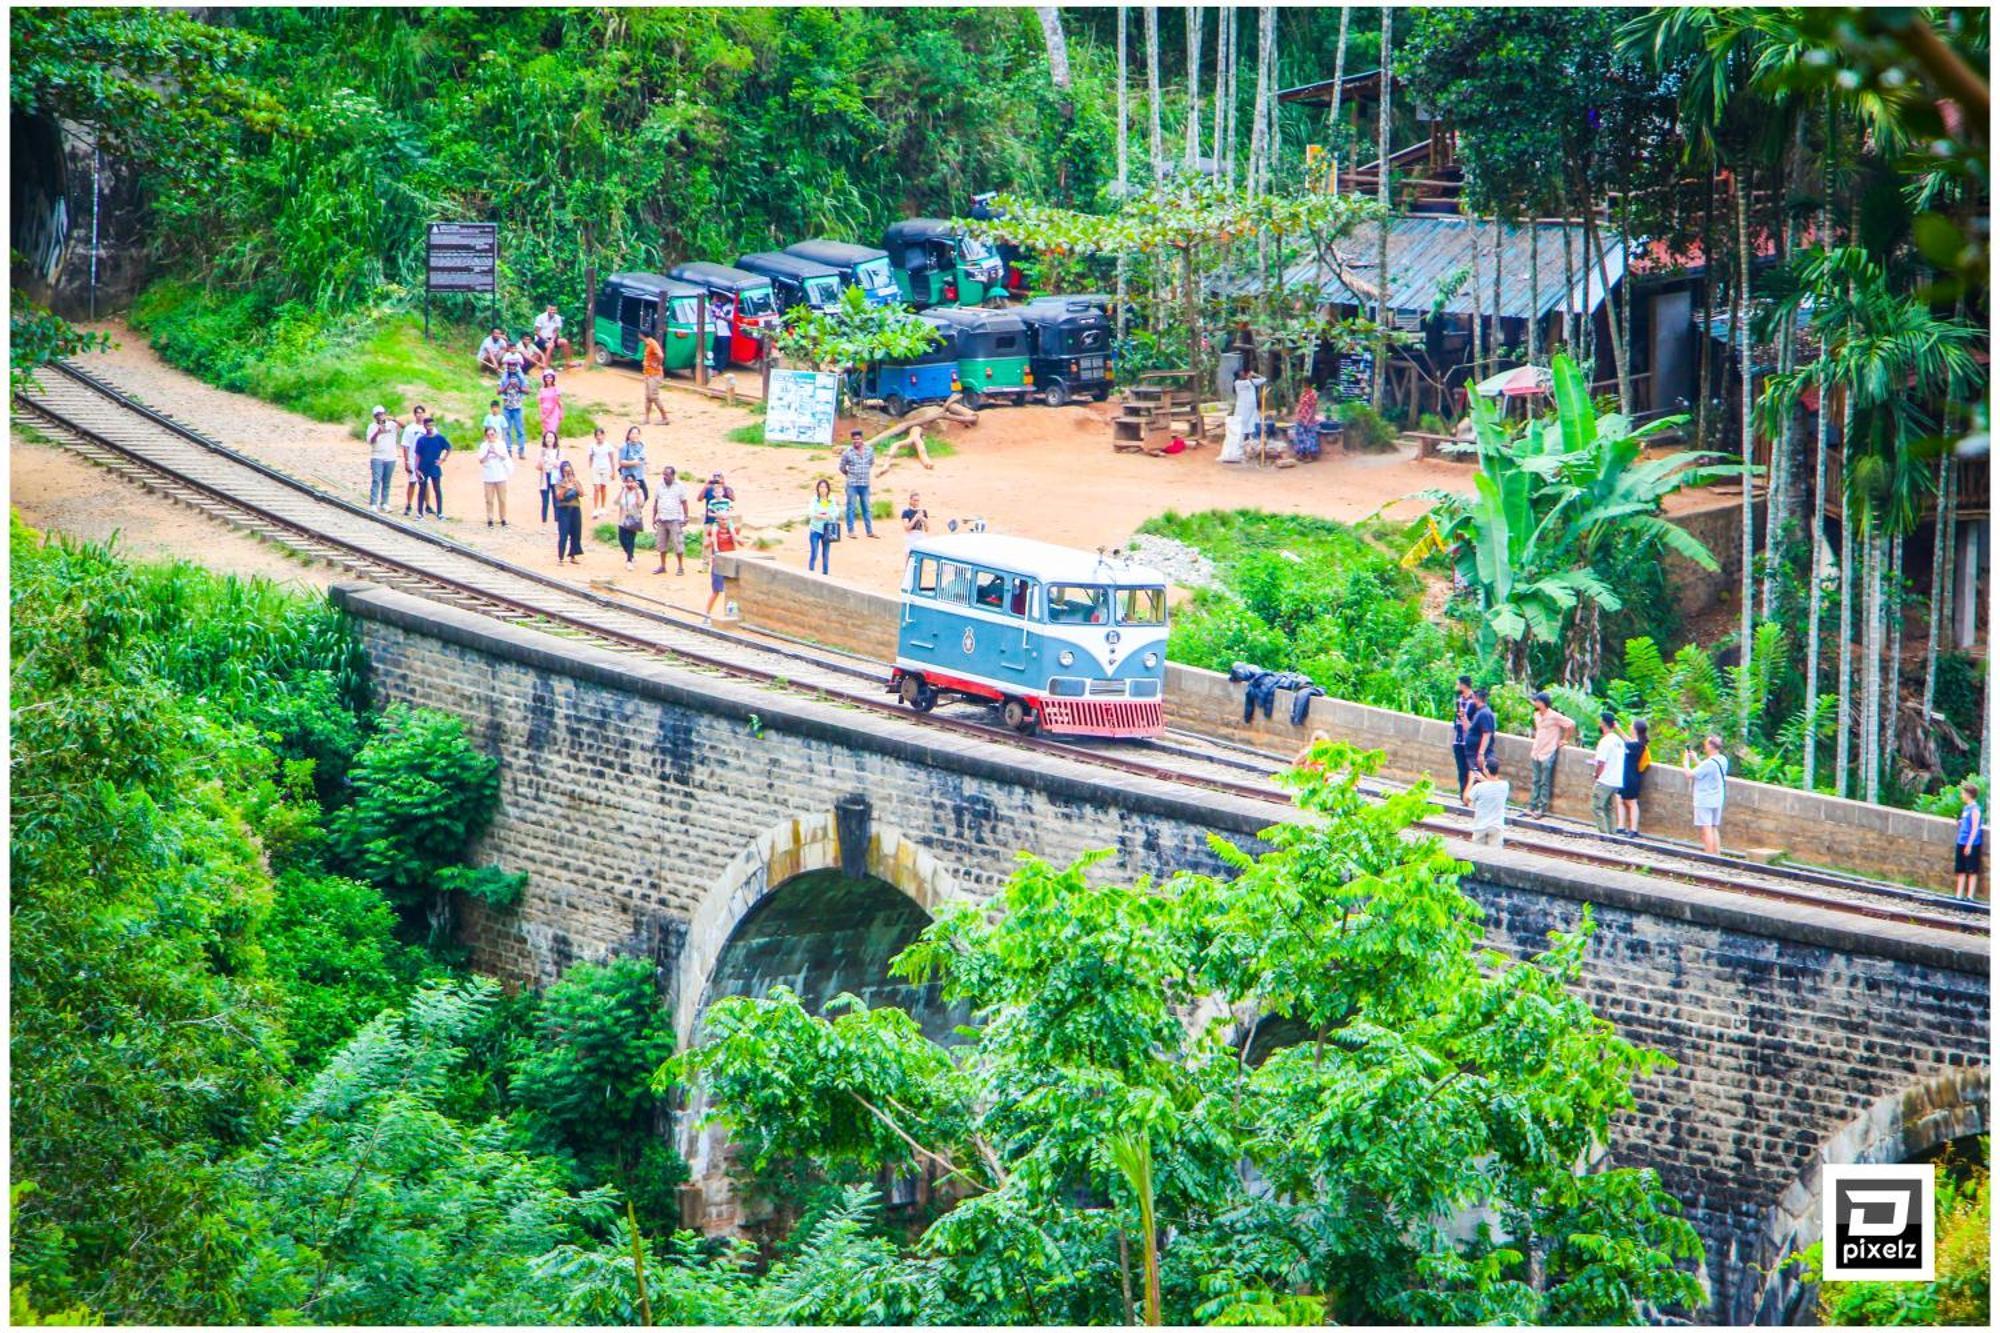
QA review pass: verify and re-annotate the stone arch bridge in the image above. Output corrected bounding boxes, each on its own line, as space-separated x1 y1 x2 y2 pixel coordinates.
335 585 1989 1325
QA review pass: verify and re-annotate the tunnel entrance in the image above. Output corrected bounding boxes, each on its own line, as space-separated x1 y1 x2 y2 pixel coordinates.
699 868 968 1044
11 111 71 287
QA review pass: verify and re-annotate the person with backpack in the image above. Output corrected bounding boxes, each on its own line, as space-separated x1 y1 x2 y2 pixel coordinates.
1619 718 1653 837
807 478 840 575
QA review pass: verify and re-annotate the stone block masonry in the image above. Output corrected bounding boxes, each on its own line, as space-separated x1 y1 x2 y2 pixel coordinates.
331 583 1987 1324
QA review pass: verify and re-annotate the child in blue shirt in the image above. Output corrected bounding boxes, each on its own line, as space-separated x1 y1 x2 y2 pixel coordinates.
1954 783 1984 900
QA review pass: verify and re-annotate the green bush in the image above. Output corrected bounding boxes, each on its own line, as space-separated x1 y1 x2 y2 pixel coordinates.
1338 400 1399 452
328 705 502 908
262 868 424 1066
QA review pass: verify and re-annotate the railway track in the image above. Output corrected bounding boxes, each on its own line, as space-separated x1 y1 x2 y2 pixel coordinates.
14 360 1988 940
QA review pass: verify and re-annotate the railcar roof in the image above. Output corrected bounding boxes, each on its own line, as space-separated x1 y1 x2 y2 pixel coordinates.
907 533 1167 585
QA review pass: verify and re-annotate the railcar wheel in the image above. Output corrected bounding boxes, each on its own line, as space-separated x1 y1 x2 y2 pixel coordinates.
1042 380 1070 409
883 392 909 418
1002 698 1037 733
592 343 614 367
898 674 937 713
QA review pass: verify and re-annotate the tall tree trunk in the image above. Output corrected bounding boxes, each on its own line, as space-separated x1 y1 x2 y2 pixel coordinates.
1560 185 1576 352
1616 188 1634 413
1214 6 1231 186
1469 216 1485 381
1247 5 1272 195
1696 172 1715 450
1803 368 1830 790
1184 7 1203 172
1528 216 1540 362
1760 121 1803 618
1115 7 1129 340
1371 5 1392 411
1036 8 1072 100
1734 167 1755 740
1863 528 1885 803
1586 199 1630 405
1145 7 1164 182
1835 401 1855 797
1924 457 1953 719
1222 7 1238 188
1885 533 1905 792
1326 6 1351 192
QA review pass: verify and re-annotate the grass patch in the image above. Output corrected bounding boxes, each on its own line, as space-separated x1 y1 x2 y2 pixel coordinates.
129 280 598 443
1139 508 1401 582
591 521 703 559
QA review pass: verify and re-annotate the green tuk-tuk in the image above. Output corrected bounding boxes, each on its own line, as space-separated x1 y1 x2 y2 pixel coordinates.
927 307 1032 409
592 272 702 371
883 218 1005 309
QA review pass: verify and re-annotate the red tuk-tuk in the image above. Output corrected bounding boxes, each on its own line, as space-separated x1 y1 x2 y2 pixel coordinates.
668 261 780 367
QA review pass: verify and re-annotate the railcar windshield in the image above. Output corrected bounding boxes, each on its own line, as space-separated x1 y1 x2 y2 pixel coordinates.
1116 587 1167 626
1046 584 1110 625
856 257 895 291
737 286 777 317
803 275 841 307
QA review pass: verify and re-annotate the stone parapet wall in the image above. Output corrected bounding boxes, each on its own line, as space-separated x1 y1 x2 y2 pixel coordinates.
717 553 1962 891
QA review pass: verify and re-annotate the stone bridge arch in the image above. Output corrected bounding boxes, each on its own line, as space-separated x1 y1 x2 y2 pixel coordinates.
670 801 971 1231
1739 1066 1988 1325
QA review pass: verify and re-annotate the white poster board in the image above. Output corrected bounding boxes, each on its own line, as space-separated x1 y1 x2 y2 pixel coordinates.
765 368 840 445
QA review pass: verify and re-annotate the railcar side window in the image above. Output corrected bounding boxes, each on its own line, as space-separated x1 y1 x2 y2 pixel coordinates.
1047 584 1109 625
973 571 1006 609
1009 578 1034 616
910 557 938 596
938 562 972 605
1117 587 1166 626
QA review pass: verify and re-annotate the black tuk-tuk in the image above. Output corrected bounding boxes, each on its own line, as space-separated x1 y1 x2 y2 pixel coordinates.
1014 299 1114 406
733 251 844 313
782 239 901 306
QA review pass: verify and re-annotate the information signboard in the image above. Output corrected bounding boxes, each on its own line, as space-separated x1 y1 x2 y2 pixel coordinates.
426 222 497 294
764 369 840 446
1333 348 1374 402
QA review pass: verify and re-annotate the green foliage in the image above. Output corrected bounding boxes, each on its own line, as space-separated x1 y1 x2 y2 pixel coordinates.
673 748 1706 1325
263 868 428 1067
1338 399 1399 452
1800 1140 1990 1326
8 290 112 393
777 284 941 374
328 705 501 909
435 864 530 910
510 958 682 1223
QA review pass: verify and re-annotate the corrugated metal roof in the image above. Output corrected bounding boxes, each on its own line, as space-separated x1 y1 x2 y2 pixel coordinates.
1236 214 1627 321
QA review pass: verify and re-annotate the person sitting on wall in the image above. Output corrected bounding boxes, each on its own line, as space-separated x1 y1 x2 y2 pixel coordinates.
533 304 572 369
477 326 510 375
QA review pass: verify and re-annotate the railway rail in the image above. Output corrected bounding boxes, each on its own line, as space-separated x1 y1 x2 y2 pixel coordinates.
14 359 1989 940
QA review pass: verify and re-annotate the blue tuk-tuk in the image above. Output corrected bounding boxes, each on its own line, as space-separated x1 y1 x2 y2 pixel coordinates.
850 312 958 417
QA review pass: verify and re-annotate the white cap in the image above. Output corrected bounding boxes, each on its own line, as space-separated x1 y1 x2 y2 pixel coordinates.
372 405 387 415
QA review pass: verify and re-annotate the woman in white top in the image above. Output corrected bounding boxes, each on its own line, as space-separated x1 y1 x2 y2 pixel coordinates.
476 427 513 527
586 427 617 519
1683 734 1729 854
536 431 562 525
1232 365 1267 435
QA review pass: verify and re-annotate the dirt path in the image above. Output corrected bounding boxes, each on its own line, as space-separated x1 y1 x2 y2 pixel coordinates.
38 321 1481 609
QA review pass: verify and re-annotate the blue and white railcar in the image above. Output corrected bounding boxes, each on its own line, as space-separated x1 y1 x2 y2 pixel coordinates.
890 533 1169 737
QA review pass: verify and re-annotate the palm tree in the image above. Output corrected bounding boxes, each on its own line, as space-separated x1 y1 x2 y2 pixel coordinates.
1184 7 1203 173
1325 6 1351 192
1145 7 1164 182
1116 7 1129 340
1372 6 1392 411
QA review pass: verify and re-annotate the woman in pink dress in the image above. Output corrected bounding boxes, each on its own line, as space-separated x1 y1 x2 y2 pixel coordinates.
537 371 563 440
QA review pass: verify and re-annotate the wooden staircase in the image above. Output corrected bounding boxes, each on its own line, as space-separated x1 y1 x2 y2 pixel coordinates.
1113 372 1207 451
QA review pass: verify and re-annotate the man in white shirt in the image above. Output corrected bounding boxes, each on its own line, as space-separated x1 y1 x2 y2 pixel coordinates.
652 465 691 576
1590 711 1629 836
533 305 572 369
1466 760 1511 848
398 403 429 517
365 406 400 512
477 327 510 374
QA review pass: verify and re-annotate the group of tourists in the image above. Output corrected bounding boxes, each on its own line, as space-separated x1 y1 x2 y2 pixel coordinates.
1447 676 1729 852
476 306 574 378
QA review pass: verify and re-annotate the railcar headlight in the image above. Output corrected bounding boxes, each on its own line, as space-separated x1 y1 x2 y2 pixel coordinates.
1143 652 1159 669
1058 650 1076 667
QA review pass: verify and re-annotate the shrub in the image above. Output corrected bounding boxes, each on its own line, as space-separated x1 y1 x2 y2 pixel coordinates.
1338 400 1398 452
262 868 423 1066
328 705 502 908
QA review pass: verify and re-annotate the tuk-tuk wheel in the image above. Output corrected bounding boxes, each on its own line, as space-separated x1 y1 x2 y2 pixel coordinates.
591 343 613 367
1041 380 1070 409
959 389 983 412
883 392 909 418
1092 385 1112 403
